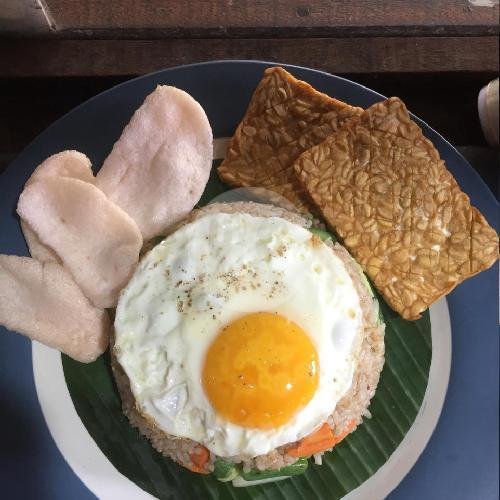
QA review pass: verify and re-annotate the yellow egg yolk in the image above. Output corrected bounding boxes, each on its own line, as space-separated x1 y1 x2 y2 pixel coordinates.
202 312 319 429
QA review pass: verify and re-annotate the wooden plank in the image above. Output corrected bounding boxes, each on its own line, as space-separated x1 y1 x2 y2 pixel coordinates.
1 37 498 78
43 0 500 37
0 0 54 33
0 73 493 176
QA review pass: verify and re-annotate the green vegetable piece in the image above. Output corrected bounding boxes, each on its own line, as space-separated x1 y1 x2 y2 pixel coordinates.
362 276 384 325
309 227 332 242
350 259 384 326
377 307 384 325
213 459 239 482
240 458 308 481
232 476 289 487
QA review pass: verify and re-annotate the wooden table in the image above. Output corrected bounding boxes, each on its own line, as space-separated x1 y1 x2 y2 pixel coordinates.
1 0 499 190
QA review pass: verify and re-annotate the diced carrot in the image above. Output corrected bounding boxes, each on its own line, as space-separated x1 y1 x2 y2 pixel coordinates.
287 420 357 457
333 419 357 445
287 423 335 457
185 445 210 474
184 463 209 474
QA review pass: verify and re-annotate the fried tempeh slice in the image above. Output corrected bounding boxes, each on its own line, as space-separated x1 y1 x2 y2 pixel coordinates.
0 255 109 363
294 97 498 320
217 66 363 212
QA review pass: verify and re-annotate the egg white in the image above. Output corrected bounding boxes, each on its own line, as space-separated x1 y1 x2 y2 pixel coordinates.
114 212 363 457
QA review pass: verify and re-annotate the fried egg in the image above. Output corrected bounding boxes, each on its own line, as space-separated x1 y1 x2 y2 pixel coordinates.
114 212 363 457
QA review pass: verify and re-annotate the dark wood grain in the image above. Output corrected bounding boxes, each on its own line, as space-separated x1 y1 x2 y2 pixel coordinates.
0 0 53 34
41 0 500 37
1 36 498 78
0 72 493 175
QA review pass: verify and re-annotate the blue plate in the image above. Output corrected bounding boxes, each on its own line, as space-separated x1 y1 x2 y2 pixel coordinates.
0 61 497 499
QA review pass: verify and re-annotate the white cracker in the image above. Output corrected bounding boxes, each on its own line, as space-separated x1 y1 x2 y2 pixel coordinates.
22 150 95 262
21 220 60 264
96 85 213 240
0 255 109 363
27 150 95 186
17 177 143 308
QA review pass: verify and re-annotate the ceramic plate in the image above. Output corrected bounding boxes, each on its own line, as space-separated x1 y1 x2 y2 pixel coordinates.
0 61 497 499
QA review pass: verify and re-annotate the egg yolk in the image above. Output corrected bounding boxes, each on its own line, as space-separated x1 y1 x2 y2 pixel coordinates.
202 312 319 429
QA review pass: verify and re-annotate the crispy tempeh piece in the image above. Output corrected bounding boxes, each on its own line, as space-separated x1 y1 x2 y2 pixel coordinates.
217 66 363 212
294 97 498 320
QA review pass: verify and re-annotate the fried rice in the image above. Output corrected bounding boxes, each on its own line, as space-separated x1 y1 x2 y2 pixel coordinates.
111 202 385 474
